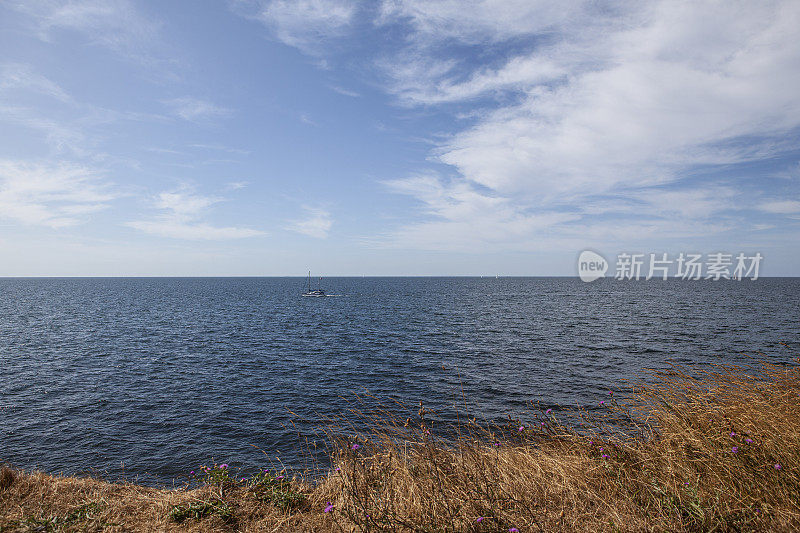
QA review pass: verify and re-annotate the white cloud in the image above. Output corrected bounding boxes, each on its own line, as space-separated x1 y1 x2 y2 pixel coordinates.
0 106 88 155
285 206 332 238
0 65 87 154
127 188 264 240
382 175 578 251
427 1 800 197
373 1 800 249
391 55 567 106
237 0 356 54
759 200 800 214
146 147 184 155
379 174 748 251
8 0 162 62
379 0 590 43
299 113 318 126
0 159 115 228
164 98 232 121
604 188 737 220
329 85 361 97
128 220 264 240
224 0 800 251
0 63 72 102
0 63 174 157
188 143 250 155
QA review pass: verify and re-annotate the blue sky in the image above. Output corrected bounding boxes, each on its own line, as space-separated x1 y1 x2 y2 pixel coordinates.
1 0 799 276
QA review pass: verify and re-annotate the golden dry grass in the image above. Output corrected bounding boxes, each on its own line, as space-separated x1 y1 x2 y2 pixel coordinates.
2 358 799 532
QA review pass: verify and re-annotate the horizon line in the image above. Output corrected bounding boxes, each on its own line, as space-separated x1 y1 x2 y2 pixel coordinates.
0 275 797 279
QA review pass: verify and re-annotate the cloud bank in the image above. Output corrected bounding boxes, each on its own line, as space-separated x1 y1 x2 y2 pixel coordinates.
242 0 800 251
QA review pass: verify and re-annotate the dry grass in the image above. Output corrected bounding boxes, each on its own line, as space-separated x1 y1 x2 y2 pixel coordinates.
0 468 321 532
2 358 799 532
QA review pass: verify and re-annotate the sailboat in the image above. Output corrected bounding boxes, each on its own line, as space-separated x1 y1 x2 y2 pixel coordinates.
302 271 326 297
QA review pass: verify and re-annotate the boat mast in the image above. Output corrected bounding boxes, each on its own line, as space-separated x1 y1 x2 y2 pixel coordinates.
308 271 311 292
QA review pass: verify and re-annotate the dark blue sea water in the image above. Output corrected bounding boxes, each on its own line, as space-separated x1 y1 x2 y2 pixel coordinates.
1 277 798 484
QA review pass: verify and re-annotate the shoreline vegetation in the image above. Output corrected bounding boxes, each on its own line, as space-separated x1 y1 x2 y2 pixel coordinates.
2 357 799 531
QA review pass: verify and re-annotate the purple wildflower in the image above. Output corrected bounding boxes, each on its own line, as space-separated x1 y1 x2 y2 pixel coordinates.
476 517 484 523
324 502 334 513
745 438 753 444
190 471 195 475
600 401 605 406
518 425 525 432
220 464 228 469
540 421 545 426
351 443 360 450
546 409 552 414
335 466 341 472
732 446 738 453
276 475 285 480
589 440 594 445
510 528 519 532
730 432 736 437
775 463 781 470
240 478 245 482
684 482 690 485
493 442 500 447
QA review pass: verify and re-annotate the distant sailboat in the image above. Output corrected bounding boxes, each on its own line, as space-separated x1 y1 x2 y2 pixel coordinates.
302 271 326 297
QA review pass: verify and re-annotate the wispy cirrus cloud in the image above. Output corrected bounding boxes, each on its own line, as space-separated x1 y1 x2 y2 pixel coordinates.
188 143 250 155
7 0 163 65
126 188 264 240
285 206 332 238
0 107 88 156
234 0 357 55
0 63 172 157
759 200 800 215
378 0 589 44
387 54 567 106
381 176 748 252
0 159 116 228
0 63 72 103
328 85 360 98
0 64 85 154
382 174 578 251
226 181 248 190
164 98 232 122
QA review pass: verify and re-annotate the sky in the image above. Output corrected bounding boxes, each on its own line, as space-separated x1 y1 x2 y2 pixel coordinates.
0 0 799 276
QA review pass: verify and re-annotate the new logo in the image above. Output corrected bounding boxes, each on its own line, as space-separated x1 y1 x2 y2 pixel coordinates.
578 250 608 282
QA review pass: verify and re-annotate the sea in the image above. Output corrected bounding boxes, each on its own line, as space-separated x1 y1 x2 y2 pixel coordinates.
1 277 798 485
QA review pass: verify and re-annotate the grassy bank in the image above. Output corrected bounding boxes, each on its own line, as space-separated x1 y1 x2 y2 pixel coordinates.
2 358 799 532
